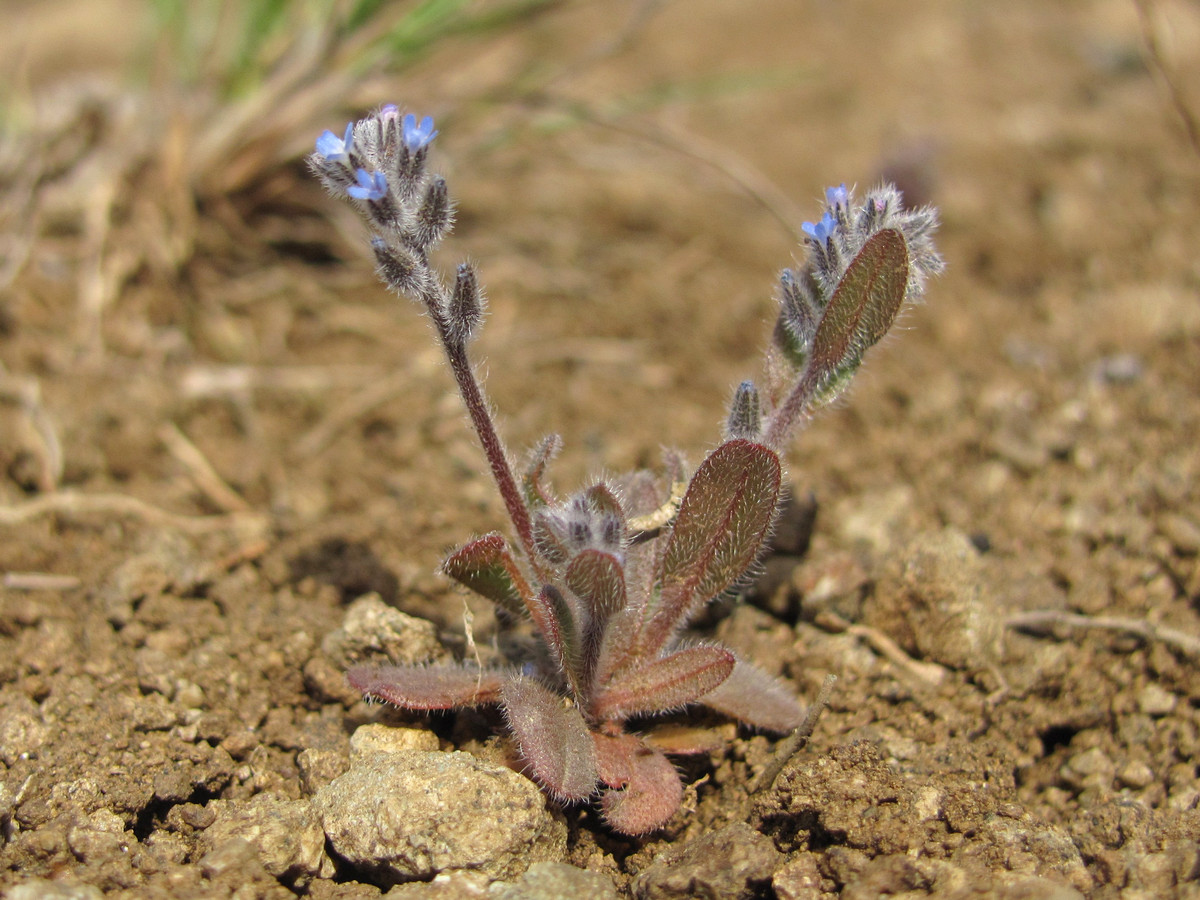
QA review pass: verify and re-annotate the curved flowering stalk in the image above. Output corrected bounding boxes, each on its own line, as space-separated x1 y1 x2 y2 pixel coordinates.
760 182 944 449
313 108 942 835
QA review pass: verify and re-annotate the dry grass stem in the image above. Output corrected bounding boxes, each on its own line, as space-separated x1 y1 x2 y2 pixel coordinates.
1007 609 1200 660
159 422 252 514
752 673 837 795
815 610 950 686
2 572 82 591
0 490 269 536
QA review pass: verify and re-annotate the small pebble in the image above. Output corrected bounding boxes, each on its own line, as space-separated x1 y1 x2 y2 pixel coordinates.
1116 760 1156 790
1137 684 1177 717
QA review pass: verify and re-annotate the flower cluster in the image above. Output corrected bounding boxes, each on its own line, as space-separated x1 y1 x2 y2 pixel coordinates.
798 182 942 304
761 182 944 447
310 106 448 247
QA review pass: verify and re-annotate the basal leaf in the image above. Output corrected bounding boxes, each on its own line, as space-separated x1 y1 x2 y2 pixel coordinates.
595 736 682 835
501 677 597 801
644 439 781 653
806 227 908 382
592 644 735 721
442 533 532 616
699 659 805 733
347 663 508 709
643 724 725 755
591 605 644 690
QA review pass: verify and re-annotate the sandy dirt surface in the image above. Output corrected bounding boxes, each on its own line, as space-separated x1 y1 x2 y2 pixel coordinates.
2 0 1199 897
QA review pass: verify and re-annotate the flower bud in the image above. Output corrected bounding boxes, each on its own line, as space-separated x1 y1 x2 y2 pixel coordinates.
448 262 484 344
725 381 762 441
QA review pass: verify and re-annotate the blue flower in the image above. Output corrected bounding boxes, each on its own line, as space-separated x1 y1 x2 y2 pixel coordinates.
402 114 438 152
315 122 354 162
801 211 837 243
825 183 849 210
348 168 388 201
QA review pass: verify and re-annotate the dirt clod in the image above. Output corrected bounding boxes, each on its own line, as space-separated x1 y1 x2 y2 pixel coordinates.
313 750 566 884
633 822 779 900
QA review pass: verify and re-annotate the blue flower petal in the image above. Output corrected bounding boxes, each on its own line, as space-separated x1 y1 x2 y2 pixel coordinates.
802 211 837 243
315 122 354 161
347 168 388 201
401 114 438 152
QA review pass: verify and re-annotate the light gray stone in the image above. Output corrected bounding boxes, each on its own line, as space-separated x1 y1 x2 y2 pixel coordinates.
386 870 492 898
350 722 439 758
315 750 565 884
868 527 1006 672
6 880 105 900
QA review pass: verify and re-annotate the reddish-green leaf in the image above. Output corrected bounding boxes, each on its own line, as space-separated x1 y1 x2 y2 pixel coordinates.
582 482 626 548
699 659 805 733
644 440 781 653
592 644 735 721
583 482 624 521
442 533 532 616
595 736 682 835
807 227 908 381
592 605 644 689
566 549 627 647
502 677 597 801
527 584 585 694
533 509 570 564
347 663 507 709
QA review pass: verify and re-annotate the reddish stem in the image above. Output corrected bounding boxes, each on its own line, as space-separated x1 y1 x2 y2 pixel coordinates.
445 341 537 558
420 280 538 568
762 364 820 451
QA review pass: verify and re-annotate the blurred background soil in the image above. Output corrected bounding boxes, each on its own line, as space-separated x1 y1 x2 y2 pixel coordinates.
1 0 1198 897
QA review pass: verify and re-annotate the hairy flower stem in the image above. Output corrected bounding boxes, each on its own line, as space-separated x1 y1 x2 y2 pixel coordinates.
446 340 538 561
761 365 822 451
419 279 540 572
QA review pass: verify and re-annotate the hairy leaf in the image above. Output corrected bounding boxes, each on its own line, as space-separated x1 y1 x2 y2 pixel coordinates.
566 549 627 672
595 736 683 835
502 677 597 801
699 659 805 732
582 482 626 549
644 439 781 653
533 508 570 564
591 604 644 689
593 644 735 721
528 584 585 692
583 481 624 521
522 433 562 508
593 730 638 789
347 663 508 709
442 533 532 617
806 228 908 382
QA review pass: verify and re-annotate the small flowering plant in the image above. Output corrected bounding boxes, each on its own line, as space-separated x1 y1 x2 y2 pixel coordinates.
309 106 942 834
